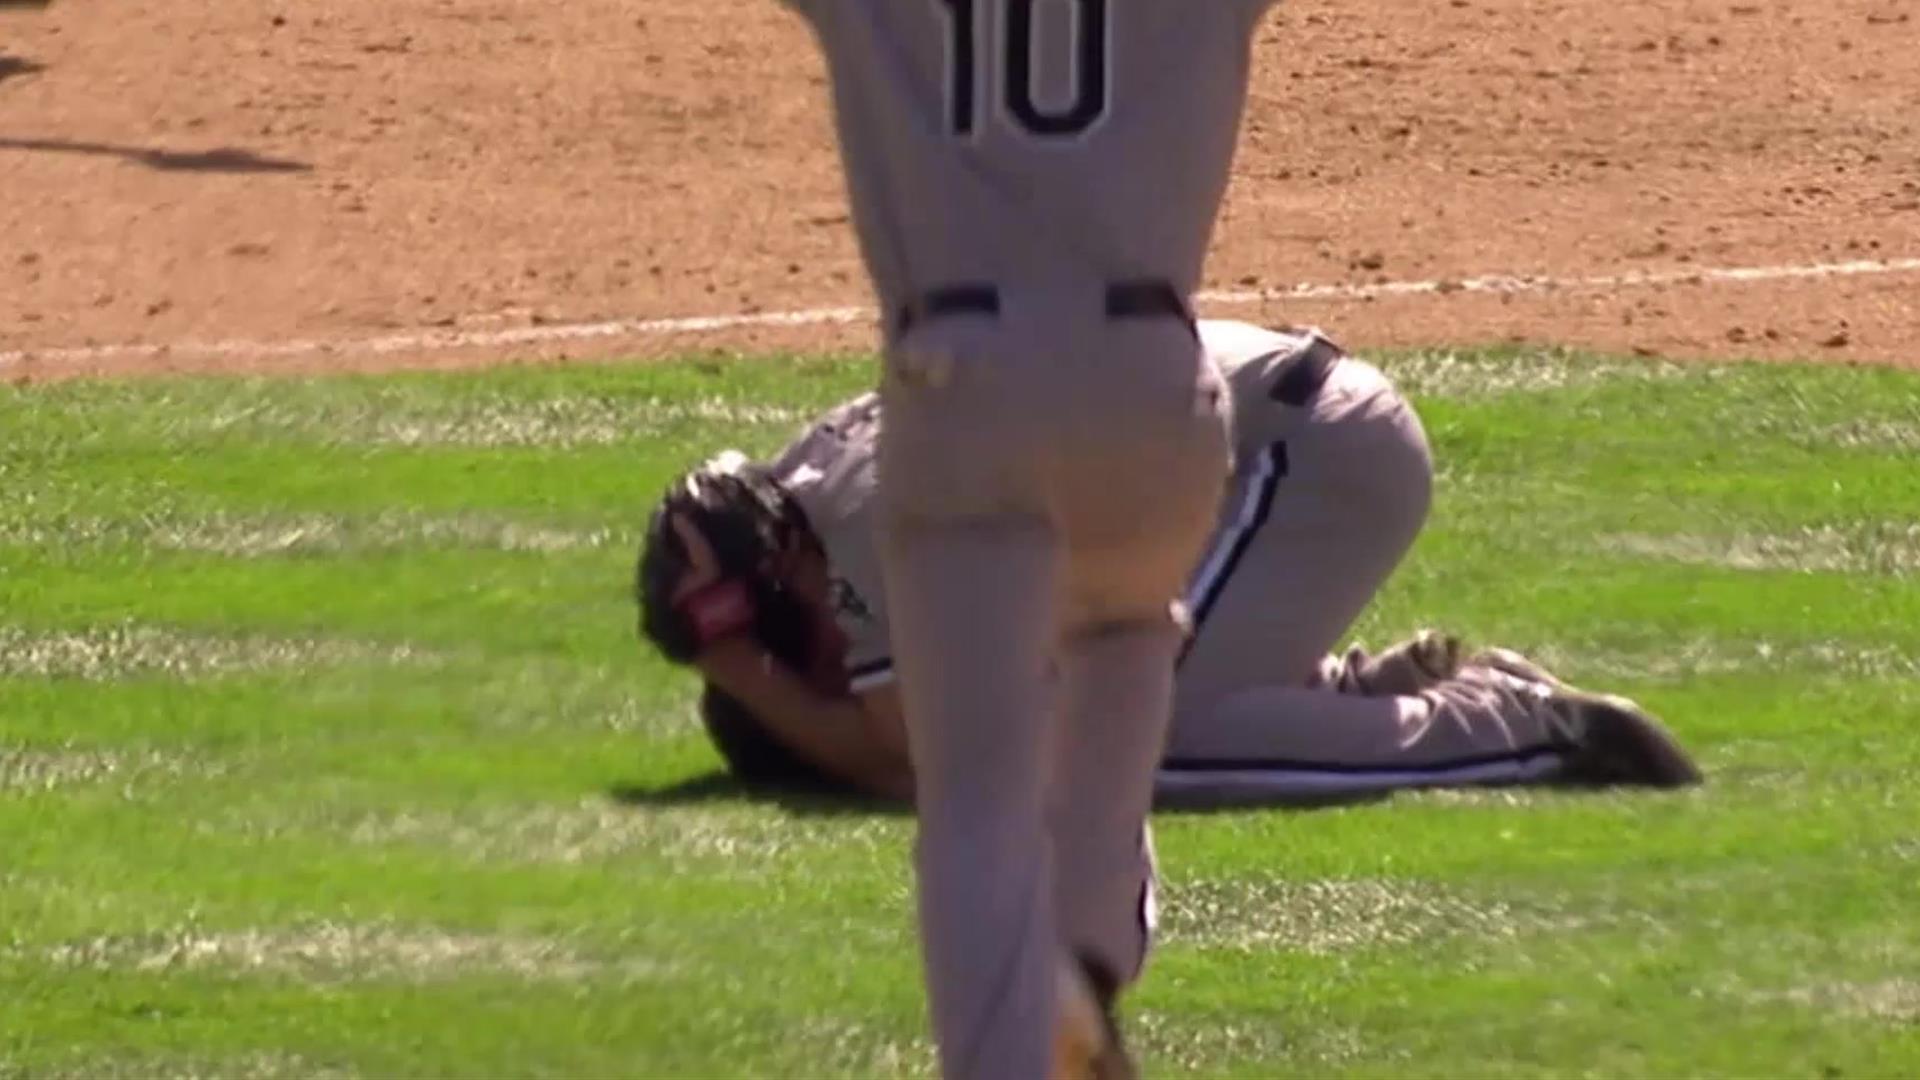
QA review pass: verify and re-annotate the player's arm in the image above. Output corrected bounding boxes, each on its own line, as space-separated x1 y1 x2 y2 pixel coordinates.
855 681 911 778
696 638 913 801
645 504 908 798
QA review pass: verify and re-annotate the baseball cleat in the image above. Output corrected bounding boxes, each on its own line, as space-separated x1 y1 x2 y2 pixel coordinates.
1470 647 1703 788
1354 628 1463 695
1470 645 1565 689
1550 689 1703 788
1053 954 1136 1080
1398 628 1464 685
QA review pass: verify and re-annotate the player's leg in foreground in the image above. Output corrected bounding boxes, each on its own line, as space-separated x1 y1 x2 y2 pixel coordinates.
880 310 1228 1079
877 310 1082 1079
881 520 1145 1079
1046 338 1230 1075
881 515 1064 1079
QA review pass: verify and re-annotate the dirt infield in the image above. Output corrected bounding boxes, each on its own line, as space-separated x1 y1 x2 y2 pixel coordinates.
2 0 1916 379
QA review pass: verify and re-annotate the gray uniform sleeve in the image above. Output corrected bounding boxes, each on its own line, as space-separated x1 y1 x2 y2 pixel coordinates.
772 395 895 691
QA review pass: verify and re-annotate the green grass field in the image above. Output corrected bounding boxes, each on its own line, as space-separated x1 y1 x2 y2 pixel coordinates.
3 346 1918 1078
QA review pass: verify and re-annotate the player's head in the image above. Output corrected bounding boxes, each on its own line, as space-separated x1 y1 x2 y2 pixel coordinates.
635 450 822 665
635 453 859 794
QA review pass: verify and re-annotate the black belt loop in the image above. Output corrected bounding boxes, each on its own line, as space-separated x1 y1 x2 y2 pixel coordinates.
1103 279 1192 323
894 284 999 338
893 278 1194 337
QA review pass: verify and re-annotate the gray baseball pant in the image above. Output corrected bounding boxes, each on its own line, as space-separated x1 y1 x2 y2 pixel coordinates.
878 296 1230 1080
1169 357 1571 770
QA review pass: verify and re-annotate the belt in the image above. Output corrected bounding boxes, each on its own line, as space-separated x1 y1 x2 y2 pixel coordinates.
1267 335 1339 407
892 284 999 337
1103 280 1193 323
893 279 1194 338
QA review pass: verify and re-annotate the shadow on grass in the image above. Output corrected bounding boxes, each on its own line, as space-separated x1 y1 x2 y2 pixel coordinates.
610 771 1393 817
607 772 910 818
1155 787 1393 814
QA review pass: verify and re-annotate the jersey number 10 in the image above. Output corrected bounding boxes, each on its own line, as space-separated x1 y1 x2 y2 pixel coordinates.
937 0 1109 138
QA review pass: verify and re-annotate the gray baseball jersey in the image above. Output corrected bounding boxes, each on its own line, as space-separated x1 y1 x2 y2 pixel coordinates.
767 321 1583 802
771 319 1316 695
767 393 895 692
780 0 1279 316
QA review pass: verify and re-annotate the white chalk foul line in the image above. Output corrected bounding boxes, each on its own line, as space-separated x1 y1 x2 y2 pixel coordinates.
3 256 1917 370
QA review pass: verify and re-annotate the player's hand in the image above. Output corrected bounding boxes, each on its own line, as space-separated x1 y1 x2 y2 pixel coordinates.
668 512 725 603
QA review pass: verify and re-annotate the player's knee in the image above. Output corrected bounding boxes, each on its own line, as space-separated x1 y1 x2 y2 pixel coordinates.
1392 419 1436 533
1063 611 1185 655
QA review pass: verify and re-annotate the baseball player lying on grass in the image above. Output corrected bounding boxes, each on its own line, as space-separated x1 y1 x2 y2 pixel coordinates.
637 320 1702 806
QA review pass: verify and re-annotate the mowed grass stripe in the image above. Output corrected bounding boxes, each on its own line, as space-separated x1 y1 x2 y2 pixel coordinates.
1596 522 1920 577
1807 415 1920 453
0 510 621 557
0 550 630 656
0 355 868 451
1 746 214 795
12 1050 357 1080
0 348 1695 456
0 623 433 681
0 349 1916 1076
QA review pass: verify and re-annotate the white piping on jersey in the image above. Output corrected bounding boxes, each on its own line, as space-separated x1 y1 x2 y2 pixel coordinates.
1184 443 1281 617
849 664 896 694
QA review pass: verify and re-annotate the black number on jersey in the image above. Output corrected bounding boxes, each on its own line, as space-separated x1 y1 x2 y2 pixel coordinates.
938 0 1109 139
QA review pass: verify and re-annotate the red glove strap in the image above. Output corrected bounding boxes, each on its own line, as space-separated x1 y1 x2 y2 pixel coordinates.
679 579 756 648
